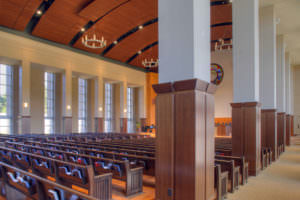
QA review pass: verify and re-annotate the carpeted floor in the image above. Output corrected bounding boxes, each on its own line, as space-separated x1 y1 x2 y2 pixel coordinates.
227 136 300 200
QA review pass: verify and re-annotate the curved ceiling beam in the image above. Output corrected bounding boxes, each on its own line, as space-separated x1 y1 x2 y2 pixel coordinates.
126 41 158 64
69 0 132 46
102 18 158 56
25 0 55 34
211 0 231 6
211 22 232 28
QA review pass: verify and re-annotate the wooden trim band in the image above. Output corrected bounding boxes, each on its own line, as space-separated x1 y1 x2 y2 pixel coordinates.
152 78 217 94
231 102 261 108
277 112 286 115
261 109 277 113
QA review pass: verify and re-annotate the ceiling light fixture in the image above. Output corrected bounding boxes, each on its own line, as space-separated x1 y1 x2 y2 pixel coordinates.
137 50 142 55
81 28 85 32
139 25 143 30
36 10 42 16
113 41 118 45
142 58 159 68
82 33 107 49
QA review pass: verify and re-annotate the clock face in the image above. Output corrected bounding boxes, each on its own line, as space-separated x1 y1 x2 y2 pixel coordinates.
211 63 224 85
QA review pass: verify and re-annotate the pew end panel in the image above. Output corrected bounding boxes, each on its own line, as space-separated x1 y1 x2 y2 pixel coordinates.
124 161 143 196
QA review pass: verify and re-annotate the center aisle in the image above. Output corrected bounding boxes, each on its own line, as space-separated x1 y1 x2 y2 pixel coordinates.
227 136 300 200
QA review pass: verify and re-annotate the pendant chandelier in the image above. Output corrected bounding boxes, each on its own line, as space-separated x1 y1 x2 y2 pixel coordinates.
214 38 233 51
81 33 107 49
142 58 159 68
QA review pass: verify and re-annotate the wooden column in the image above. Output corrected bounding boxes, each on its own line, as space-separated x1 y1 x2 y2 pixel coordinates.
261 109 277 161
286 115 291 146
231 102 261 176
277 113 286 151
95 117 104 133
154 79 215 200
120 118 128 133
291 115 294 136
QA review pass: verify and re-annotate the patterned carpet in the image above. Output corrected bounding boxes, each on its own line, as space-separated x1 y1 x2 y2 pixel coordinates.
227 135 300 200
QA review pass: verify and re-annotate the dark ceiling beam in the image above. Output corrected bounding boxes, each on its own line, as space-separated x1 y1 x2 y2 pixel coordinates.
102 18 158 56
126 41 158 64
69 0 131 46
211 0 231 6
211 22 232 28
25 0 55 34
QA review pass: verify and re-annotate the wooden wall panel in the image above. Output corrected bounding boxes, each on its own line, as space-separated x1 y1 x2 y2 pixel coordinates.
146 72 158 127
155 91 174 200
261 109 277 161
286 115 291 146
231 102 261 176
154 79 215 200
291 115 294 136
277 113 286 151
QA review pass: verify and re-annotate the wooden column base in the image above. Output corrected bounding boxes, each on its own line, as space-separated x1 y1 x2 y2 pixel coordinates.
63 116 72 134
261 109 277 161
286 115 291 146
231 102 261 176
95 117 104 133
120 118 128 133
277 113 286 151
153 79 216 200
21 116 31 134
291 115 294 136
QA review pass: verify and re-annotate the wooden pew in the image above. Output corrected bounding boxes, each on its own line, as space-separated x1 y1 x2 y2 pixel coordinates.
0 146 112 200
6 142 144 196
0 161 98 200
215 164 228 200
215 159 240 193
21 141 155 176
215 155 248 185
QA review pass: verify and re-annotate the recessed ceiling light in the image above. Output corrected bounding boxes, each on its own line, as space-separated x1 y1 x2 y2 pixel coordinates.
36 10 42 16
81 28 85 32
229 0 233 3
139 25 143 30
138 51 142 55
113 41 118 45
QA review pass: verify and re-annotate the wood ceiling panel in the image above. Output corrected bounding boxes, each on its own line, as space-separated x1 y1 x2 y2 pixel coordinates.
105 23 158 62
211 4 232 25
211 25 232 41
32 0 92 44
73 0 157 54
0 0 40 30
129 45 158 69
14 0 42 31
79 0 129 21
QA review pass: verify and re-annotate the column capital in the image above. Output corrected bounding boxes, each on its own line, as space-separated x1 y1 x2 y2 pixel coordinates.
153 79 217 94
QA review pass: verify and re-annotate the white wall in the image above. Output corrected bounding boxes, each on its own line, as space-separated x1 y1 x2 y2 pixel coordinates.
212 51 233 118
0 29 147 134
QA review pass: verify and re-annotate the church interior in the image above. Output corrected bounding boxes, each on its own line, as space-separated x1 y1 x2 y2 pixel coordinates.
0 0 299 199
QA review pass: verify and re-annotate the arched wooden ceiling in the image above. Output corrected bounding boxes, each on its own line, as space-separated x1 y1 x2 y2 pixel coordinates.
0 0 232 71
